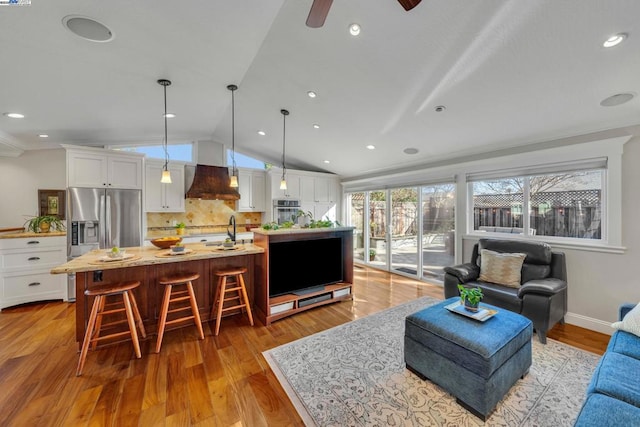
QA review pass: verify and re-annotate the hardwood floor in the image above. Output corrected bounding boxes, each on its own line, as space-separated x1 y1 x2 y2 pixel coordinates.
0 266 609 426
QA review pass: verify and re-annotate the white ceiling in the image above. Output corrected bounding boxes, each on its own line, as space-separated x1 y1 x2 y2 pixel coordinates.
1 0 639 179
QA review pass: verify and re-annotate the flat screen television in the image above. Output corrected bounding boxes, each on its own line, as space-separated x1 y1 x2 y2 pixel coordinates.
269 237 344 297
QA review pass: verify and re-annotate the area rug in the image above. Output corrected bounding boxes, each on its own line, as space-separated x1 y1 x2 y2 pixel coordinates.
263 296 601 427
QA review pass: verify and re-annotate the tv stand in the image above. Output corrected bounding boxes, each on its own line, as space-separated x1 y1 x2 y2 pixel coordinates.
252 227 354 325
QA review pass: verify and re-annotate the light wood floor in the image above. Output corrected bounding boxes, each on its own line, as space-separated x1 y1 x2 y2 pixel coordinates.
0 266 609 426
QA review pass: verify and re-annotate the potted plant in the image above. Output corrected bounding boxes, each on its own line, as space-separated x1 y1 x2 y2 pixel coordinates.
369 249 376 261
457 284 483 312
175 222 186 235
24 215 65 233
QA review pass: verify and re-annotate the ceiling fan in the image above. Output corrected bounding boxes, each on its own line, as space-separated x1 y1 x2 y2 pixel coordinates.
306 0 422 28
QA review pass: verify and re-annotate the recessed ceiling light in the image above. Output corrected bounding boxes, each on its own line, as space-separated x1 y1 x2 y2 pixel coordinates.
163 113 176 118
366 145 375 150
62 15 114 42
323 160 330 164
313 124 320 129
349 23 361 36
3 112 24 119
600 93 635 106
603 33 627 48
403 148 419 155
257 130 266 136
434 105 446 112
38 134 49 138
307 91 317 98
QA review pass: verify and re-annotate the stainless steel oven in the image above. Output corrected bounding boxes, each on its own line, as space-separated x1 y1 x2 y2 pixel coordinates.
273 199 301 224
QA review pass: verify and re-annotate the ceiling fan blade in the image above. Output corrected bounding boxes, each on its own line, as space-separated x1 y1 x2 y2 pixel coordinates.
306 0 333 28
397 0 422 11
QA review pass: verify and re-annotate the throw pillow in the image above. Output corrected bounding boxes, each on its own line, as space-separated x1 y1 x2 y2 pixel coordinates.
612 303 640 337
479 249 526 288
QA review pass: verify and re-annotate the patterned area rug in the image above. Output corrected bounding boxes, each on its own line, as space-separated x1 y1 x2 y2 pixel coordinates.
263 296 601 427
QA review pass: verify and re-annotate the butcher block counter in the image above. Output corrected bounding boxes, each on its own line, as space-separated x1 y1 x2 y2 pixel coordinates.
51 243 265 345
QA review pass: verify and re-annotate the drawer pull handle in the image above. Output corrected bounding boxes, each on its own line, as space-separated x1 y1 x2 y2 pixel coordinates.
200 239 207 242
27 241 40 245
28 257 41 261
28 282 41 287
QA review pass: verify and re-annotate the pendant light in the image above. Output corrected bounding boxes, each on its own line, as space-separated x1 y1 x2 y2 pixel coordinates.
280 109 289 190
228 84 239 188
158 79 172 184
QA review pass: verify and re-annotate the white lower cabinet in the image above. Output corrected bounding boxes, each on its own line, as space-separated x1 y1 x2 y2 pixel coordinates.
0 236 67 310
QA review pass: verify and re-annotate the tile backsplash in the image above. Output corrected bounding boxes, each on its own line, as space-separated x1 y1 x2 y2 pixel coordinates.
146 199 262 236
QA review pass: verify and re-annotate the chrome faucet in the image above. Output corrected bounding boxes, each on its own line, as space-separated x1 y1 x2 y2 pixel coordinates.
227 215 236 242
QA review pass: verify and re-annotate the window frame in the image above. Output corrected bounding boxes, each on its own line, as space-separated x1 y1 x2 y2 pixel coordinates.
468 169 605 243
462 136 627 252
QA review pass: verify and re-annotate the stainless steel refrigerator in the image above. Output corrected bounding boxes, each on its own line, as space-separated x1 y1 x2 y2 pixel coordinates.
66 187 142 300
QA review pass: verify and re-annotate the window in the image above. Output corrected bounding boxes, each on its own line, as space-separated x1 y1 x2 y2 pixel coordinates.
226 150 266 170
470 168 604 241
115 143 194 162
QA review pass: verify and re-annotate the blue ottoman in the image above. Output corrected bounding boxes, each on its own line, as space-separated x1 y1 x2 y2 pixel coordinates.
404 297 533 420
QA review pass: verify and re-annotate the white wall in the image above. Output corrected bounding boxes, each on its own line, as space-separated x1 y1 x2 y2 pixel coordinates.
196 140 225 166
0 148 66 228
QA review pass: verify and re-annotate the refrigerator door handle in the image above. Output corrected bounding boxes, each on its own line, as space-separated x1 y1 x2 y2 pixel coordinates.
106 195 112 247
99 194 107 248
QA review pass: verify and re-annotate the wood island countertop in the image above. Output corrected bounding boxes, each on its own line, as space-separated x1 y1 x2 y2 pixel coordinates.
50 242 264 274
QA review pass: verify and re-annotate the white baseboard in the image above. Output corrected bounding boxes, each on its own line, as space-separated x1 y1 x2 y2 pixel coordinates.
565 312 613 336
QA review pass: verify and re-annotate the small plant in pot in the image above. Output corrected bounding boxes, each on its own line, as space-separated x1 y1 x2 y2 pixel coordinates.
369 249 376 261
457 284 483 312
175 222 186 235
24 215 65 233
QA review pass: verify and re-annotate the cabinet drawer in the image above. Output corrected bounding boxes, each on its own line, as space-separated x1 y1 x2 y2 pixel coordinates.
0 236 66 250
1 249 65 269
2 271 65 299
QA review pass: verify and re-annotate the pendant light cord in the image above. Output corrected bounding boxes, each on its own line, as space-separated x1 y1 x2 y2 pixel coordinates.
163 82 170 170
231 87 236 174
281 109 289 180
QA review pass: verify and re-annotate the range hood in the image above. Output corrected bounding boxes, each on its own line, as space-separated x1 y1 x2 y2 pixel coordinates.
184 164 240 200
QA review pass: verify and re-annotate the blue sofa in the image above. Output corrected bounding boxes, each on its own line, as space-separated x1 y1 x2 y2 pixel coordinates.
574 303 640 426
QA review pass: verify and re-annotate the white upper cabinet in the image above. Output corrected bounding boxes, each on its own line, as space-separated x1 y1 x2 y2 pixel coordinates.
65 146 143 189
271 172 300 200
237 169 266 212
145 161 185 212
299 175 338 203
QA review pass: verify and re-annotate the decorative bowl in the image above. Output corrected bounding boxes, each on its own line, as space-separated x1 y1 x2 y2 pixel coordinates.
150 236 182 249
170 245 185 253
106 249 126 259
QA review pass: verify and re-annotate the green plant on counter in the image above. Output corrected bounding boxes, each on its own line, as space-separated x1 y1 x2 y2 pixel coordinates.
309 217 339 228
24 215 66 233
175 222 186 229
261 222 279 230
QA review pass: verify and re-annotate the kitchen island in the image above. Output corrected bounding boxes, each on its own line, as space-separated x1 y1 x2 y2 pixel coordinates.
51 242 265 345
253 226 354 325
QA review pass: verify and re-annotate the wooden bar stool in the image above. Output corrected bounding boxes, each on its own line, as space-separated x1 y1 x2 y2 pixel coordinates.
211 267 254 336
156 272 205 353
77 280 146 376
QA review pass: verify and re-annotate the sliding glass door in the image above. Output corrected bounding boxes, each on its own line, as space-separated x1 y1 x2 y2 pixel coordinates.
348 192 365 262
390 187 419 276
347 182 456 282
421 184 456 280
368 191 387 267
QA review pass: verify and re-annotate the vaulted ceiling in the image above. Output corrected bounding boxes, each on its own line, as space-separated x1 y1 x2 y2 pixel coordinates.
1 0 639 179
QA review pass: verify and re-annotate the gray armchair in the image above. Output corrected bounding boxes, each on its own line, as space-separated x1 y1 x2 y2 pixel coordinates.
444 238 567 343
